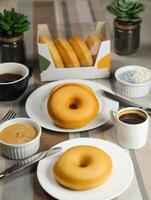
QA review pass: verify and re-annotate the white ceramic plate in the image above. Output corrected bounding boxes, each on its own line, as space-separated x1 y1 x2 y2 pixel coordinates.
25 79 119 132
37 138 134 200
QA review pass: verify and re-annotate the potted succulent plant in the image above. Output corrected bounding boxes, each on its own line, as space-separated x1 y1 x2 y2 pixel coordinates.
107 0 145 55
0 8 30 64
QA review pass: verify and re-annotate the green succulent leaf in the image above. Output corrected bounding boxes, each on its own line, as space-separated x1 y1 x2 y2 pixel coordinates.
107 0 145 22
0 8 30 37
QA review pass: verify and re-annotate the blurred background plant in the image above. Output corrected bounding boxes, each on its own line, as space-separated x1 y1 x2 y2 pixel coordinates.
0 8 31 64
0 8 30 37
107 0 145 22
107 0 145 55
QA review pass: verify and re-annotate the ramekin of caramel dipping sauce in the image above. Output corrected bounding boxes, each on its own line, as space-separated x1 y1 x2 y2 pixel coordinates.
0 118 41 159
0 123 37 144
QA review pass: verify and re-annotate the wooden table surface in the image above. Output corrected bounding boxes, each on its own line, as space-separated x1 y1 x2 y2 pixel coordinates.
0 1 151 200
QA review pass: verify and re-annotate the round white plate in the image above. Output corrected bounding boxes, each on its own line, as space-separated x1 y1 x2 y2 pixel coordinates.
37 138 134 200
25 79 119 132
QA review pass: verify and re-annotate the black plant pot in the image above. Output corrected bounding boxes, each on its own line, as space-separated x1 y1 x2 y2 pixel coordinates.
114 18 142 55
0 34 26 64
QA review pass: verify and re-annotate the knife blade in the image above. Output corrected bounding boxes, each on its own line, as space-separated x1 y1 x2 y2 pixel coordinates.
0 146 62 180
100 89 151 115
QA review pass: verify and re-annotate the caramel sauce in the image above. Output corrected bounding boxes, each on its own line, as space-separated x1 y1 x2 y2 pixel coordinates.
0 123 37 144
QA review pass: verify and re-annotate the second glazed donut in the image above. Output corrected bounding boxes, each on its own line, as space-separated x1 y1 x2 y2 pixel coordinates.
53 145 112 190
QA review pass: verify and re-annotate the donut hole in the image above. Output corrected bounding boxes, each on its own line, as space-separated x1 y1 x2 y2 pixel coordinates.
69 103 78 109
79 156 92 168
68 98 81 110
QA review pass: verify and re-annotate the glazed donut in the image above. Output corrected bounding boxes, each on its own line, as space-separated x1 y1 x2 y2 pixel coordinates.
69 35 93 66
38 36 64 68
55 37 80 67
86 35 101 60
53 145 112 190
47 83 99 129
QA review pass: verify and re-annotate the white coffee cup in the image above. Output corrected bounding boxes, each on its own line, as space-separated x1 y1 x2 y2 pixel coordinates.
110 107 149 149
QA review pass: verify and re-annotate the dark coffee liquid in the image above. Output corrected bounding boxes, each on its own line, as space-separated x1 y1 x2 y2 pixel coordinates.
0 73 23 83
119 113 146 124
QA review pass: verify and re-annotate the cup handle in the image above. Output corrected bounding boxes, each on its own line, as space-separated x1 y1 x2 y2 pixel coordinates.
110 110 118 126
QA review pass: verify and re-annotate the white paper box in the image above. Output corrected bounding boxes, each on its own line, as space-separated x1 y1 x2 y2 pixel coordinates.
37 22 110 81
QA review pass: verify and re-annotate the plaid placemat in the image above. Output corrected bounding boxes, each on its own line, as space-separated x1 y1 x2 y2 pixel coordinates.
0 1 151 200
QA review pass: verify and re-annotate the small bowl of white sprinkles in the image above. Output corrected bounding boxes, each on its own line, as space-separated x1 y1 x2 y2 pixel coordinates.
115 65 151 98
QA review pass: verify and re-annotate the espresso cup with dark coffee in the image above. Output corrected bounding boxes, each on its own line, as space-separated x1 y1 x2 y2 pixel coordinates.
0 63 29 101
110 107 149 149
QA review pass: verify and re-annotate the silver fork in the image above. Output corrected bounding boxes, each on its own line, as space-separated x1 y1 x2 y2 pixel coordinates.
0 109 16 124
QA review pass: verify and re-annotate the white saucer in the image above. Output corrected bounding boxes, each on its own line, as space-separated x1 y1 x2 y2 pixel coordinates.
25 79 119 132
37 138 134 200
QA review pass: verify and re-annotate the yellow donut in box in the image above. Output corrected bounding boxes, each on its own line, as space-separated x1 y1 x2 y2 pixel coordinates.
38 35 64 68
55 37 80 68
86 35 101 60
69 35 93 67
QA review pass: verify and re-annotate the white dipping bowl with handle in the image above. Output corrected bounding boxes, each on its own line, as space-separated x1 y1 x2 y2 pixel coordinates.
115 65 151 98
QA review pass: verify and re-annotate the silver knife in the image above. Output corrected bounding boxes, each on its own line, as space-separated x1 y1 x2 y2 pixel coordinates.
0 146 62 180
100 89 151 115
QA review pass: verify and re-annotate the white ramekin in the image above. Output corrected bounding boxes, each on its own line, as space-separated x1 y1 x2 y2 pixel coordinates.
115 65 151 98
0 118 41 160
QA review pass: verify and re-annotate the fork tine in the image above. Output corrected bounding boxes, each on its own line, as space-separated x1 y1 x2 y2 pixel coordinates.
0 110 16 123
9 112 16 120
0 109 12 123
3 110 14 121
6 111 16 121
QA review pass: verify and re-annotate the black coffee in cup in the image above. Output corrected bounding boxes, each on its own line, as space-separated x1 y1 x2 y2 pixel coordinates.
0 73 23 83
119 110 146 125
0 63 29 101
